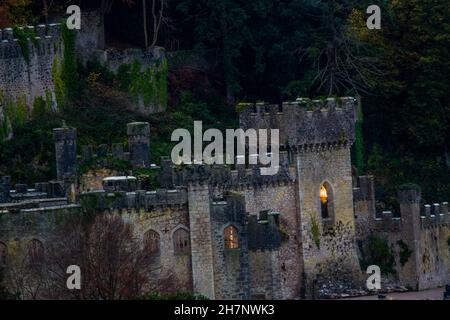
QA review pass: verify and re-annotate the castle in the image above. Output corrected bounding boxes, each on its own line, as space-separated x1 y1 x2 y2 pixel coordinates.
1 97 448 299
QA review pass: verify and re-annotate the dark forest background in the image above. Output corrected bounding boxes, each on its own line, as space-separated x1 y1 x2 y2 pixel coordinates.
0 0 449 210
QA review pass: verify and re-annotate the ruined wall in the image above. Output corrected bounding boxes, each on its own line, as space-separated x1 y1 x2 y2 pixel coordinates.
75 11 105 63
92 46 167 114
0 24 62 114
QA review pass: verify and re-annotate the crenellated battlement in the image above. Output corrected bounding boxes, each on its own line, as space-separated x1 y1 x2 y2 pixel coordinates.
370 211 402 232
239 97 357 151
420 202 450 229
0 24 62 60
0 23 63 127
0 175 66 205
80 187 188 211
358 201 449 232
161 154 294 190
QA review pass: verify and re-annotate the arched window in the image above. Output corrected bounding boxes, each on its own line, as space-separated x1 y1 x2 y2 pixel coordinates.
224 225 239 249
0 242 7 265
144 230 160 255
173 228 190 254
320 182 334 220
27 239 44 265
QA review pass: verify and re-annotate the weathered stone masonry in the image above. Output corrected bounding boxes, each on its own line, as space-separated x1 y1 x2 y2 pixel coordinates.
0 24 62 114
354 177 450 291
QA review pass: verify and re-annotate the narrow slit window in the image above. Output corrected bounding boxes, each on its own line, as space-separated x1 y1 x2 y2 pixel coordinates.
320 182 334 220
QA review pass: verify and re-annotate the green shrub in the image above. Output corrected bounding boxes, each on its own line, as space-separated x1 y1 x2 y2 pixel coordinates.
397 240 412 266
360 234 395 274
12 26 37 64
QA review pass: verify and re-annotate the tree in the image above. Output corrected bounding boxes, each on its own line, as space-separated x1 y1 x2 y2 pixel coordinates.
0 0 34 28
43 213 154 300
0 266 18 300
351 0 450 201
2 239 48 300
1 214 155 300
176 0 250 103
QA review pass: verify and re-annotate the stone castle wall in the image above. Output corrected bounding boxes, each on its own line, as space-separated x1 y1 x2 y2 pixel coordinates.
236 183 301 299
239 97 356 149
0 187 193 296
295 147 363 297
0 12 166 138
0 24 62 114
209 194 250 299
354 179 450 290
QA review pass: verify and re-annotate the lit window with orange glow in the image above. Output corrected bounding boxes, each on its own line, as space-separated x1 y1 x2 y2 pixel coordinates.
320 184 329 219
224 226 239 249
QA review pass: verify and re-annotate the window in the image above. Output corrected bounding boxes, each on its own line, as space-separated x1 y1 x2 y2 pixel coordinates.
320 182 334 220
144 230 160 255
0 242 7 265
173 228 190 254
224 225 239 249
27 239 44 265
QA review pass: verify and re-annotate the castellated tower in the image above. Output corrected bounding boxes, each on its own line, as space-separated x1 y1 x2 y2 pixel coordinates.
127 122 151 168
239 97 362 297
53 123 77 181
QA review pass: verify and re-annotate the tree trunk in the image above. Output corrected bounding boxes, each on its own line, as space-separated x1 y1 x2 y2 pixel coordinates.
143 0 148 48
42 0 49 24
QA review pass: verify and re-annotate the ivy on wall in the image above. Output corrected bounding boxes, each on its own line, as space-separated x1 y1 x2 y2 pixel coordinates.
0 117 9 141
0 91 10 141
117 57 168 108
60 23 78 99
52 23 78 107
396 240 412 266
12 26 38 65
5 95 28 128
52 55 65 107
1 23 76 141
360 234 395 274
